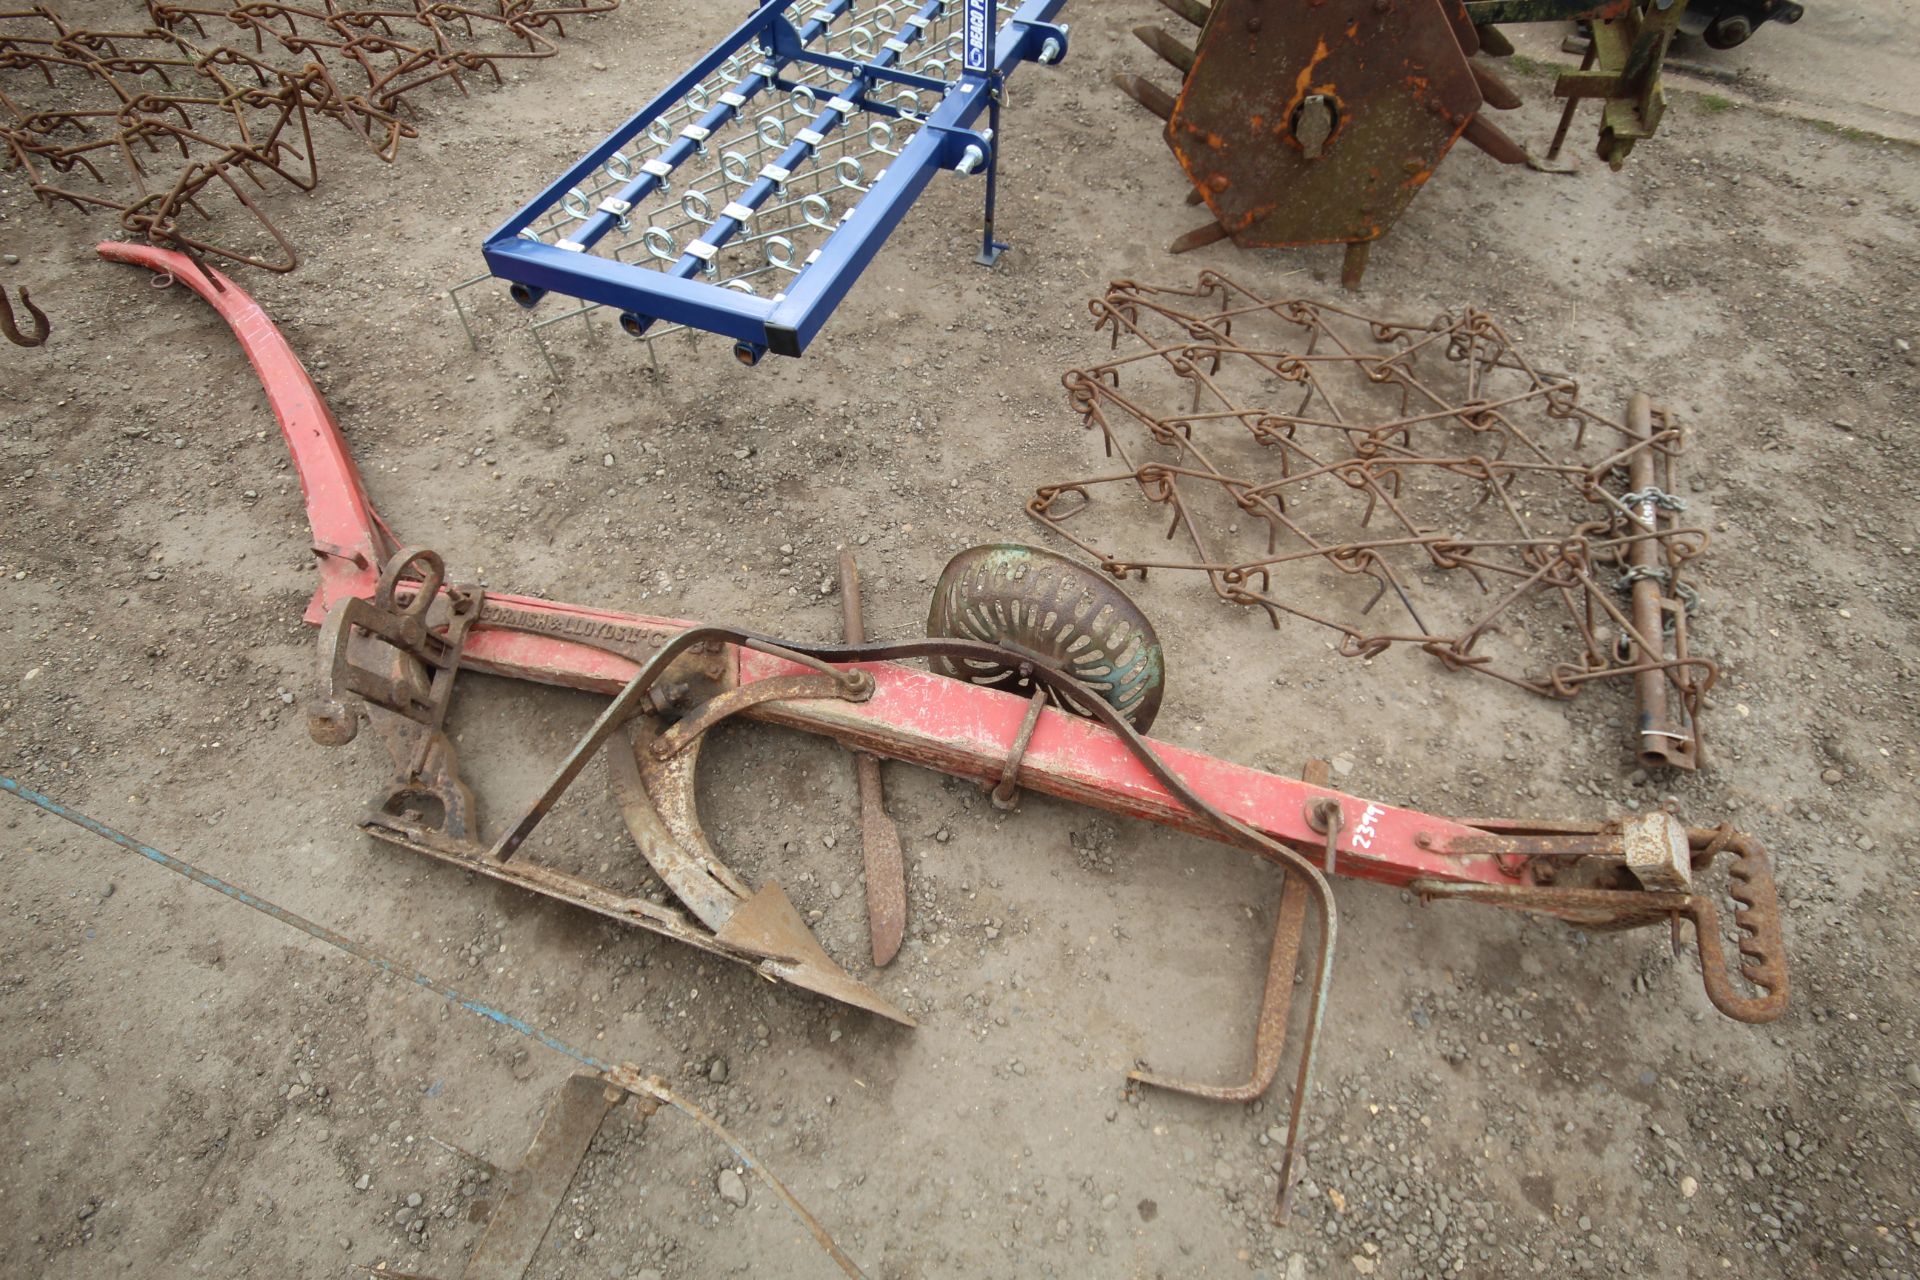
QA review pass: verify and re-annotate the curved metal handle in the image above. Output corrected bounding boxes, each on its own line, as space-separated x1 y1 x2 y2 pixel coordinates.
1685 835 1788 1024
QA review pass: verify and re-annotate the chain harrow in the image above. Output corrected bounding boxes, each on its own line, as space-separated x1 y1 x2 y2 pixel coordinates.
1028 271 1717 766
0 0 616 269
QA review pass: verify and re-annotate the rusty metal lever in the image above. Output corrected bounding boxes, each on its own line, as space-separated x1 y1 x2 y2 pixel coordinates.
840 548 908 967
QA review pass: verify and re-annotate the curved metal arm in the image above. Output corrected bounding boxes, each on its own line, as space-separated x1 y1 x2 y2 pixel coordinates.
1685 829 1789 1023
96 241 395 619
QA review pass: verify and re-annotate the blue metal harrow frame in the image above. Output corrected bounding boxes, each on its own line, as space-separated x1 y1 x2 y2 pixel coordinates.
482 0 1067 363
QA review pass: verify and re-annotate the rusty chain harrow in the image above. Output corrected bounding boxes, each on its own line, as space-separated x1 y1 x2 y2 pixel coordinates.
1029 271 1716 766
0 0 615 269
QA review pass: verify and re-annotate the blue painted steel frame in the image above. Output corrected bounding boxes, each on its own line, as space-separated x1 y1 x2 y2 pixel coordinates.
482 0 1066 358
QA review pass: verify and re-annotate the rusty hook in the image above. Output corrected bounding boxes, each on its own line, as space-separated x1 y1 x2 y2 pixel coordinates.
0 287 51 347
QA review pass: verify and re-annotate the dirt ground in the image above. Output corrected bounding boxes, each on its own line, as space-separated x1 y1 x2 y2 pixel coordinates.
3 3 1918 1278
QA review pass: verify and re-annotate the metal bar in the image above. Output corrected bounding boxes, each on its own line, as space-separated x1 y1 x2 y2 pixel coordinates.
460 1074 619 1280
839 549 907 965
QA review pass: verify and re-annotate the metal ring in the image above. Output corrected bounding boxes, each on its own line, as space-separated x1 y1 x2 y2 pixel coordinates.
647 118 674 147
681 189 713 223
562 187 591 220
759 116 787 147
835 156 865 189
724 279 756 294
605 151 632 181
721 150 752 184
847 26 874 57
643 226 677 260
688 83 710 110
802 193 833 228
790 84 818 113
866 120 896 154
765 234 795 269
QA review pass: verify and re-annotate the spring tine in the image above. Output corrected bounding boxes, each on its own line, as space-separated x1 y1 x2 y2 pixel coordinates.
1132 25 1196 76
1156 0 1213 28
1113 73 1177 123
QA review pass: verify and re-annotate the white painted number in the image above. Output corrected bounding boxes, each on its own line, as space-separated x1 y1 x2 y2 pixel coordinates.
1351 803 1385 851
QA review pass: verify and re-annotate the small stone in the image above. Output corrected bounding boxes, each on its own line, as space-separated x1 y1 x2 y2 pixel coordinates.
1331 756 1355 777
354 1174 371 1191
717 1168 749 1207
1821 768 1843 784
708 1057 729 1084
1904 1064 1920 1089
1352 1256 1376 1275
603 453 615 467
2 254 18 266
935 828 952 844
1680 1176 1698 1198
406 1192 423 1209
1136 1199 1158 1222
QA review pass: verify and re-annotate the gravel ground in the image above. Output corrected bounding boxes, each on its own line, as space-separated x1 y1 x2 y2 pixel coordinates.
2 3 1917 1278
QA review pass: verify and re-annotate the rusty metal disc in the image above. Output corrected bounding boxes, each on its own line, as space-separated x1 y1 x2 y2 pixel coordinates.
926 544 1166 732
1167 0 1483 248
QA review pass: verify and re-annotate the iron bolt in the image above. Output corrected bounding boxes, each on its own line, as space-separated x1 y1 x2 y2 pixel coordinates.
957 144 985 174
1039 36 1062 63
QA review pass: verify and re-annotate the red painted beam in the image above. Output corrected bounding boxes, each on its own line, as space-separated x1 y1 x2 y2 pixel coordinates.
97 241 1526 894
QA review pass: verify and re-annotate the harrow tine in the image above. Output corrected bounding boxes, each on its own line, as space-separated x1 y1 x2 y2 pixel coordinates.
1469 59 1522 110
1169 220 1232 253
1156 0 1213 28
1113 72 1177 123
1133 24 1196 75
1461 112 1530 166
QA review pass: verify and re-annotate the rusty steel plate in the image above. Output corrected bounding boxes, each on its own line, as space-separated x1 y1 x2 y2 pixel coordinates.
1170 0 1484 247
